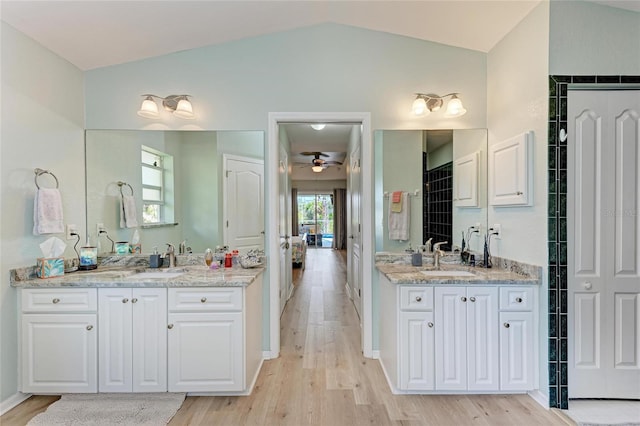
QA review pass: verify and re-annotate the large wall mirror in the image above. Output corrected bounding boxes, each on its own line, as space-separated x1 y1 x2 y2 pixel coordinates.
85 130 264 254
374 129 487 253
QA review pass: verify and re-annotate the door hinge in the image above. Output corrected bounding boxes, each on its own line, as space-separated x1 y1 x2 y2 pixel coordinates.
358 289 361 297
226 220 229 227
226 171 230 178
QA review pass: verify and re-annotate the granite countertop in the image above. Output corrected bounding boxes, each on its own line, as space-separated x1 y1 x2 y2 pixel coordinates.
11 265 264 289
376 263 540 285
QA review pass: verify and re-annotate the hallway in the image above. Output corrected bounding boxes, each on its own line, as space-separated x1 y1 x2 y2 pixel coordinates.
1 249 570 425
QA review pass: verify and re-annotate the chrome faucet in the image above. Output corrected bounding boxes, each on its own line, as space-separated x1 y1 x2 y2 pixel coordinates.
165 243 176 268
433 241 448 269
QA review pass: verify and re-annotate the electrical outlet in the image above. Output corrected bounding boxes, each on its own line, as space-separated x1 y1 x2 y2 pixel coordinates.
66 224 78 240
96 223 105 236
490 224 502 239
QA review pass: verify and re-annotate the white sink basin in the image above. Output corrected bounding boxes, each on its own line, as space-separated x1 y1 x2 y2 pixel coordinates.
420 270 476 277
131 272 185 279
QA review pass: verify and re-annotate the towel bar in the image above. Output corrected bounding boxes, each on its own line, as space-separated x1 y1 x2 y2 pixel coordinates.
383 189 420 197
34 168 59 189
117 181 134 196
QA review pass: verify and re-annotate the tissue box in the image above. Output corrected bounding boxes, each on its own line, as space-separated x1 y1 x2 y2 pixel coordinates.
36 257 65 279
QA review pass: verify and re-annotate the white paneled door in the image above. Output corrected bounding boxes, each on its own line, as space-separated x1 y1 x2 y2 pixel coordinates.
348 144 362 321
568 90 640 398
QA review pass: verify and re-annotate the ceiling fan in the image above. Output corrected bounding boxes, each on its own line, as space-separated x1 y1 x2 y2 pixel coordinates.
293 152 343 172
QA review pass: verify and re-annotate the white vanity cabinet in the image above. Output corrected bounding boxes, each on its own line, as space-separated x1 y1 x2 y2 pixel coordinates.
98 288 167 392
435 286 499 391
167 276 263 393
379 273 536 394
20 288 98 393
499 287 534 391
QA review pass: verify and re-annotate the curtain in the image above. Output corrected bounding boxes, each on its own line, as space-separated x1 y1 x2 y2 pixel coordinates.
333 188 347 249
291 188 299 236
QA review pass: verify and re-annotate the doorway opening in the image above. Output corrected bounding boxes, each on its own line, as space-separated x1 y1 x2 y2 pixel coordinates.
267 112 373 359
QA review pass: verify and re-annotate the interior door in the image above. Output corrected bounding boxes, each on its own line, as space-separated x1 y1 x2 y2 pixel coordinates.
223 155 265 252
568 90 640 398
278 143 292 315
348 144 362 320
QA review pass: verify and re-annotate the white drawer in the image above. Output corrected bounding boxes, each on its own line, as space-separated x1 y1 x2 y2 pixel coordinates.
168 287 242 312
499 287 534 311
400 286 433 311
22 288 97 313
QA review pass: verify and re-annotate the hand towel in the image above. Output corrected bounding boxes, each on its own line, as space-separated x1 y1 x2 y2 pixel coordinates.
120 195 139 228
33 188 64 235
391 191 403 213
389 192 410 241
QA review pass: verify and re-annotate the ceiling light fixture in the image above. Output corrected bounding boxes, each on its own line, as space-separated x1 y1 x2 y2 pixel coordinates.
137 94 195 119
412 93 467 118
311 165 324 173
310 124 326 130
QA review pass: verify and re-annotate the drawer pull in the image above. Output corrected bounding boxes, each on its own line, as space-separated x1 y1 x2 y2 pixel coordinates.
52 298 60 304
167 324 174 329
427 322 434 328
469 297 476 302
131 298 138 303
201 297 207 303
86 325 93 331
515 297 523 303
461 296 467 302
122 298 129 303
415 296 422 302
504 323 510 328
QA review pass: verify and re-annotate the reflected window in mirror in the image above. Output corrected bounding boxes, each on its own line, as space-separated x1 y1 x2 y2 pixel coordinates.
141 146 173 224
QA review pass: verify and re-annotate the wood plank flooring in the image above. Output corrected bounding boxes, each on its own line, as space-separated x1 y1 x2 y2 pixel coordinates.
1 248 571 425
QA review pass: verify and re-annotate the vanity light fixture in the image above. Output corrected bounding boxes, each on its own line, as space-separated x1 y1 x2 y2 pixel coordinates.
311 124 326 130
412 93 467 118
137 94 195 119
311 165 324 173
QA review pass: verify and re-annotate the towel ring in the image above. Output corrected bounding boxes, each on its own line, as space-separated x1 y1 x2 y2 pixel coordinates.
117 181 134 196
34 168 59 189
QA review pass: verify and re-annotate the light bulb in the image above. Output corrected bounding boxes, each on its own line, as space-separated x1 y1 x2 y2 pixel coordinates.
412 97 429 116
312 165 324 173
173 98 195 119
137 96 159 118
311 124 326 130
444 95 467 117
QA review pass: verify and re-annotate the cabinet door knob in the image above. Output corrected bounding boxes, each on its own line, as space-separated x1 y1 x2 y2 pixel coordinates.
167 324 174 329
461 296 467 302
131 298 138 303
515 297 523 303
516 191 524 195
86 325 93 331
415 296 422 302
583 281 592 290
427 322 434 328
201 297 207 303
469 297 476 302
52 298 60 304
122 298 129 303
504 323 510 328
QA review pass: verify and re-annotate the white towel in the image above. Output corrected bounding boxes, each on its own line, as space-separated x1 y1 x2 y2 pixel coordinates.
33 188 64 235
120 195 139 228
388 192 410 241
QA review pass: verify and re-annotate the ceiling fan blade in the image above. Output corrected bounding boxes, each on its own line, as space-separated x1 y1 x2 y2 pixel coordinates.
300 151 329 157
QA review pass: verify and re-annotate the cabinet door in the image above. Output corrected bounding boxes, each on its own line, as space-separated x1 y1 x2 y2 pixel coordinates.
99 288 133 392
467 287 499 391
500 312 534 391
399 311 435 390
435 287 467 390
22 314 97 393
489 132 533 206
168 312 243 392
132 288 167 392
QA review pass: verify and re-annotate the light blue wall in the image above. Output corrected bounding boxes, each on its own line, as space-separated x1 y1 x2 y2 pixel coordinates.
550 1 640 75
1 22 85 404
85 23 487 131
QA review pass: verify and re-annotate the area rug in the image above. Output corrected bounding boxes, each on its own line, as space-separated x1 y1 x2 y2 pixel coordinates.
27 393 186 426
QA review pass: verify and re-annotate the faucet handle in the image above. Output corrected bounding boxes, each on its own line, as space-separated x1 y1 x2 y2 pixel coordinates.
434 241 448 251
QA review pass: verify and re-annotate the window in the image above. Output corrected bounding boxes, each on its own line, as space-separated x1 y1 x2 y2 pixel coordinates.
141 147 171 224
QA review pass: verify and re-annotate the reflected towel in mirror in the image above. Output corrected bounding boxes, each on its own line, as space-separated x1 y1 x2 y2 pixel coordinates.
120 195 138 228
33 188 64 235
388 192 410 240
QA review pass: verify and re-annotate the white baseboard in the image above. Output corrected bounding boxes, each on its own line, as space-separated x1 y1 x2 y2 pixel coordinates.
0 392 31 416
528 389 549 409
263 350 278 359
370 350 380 360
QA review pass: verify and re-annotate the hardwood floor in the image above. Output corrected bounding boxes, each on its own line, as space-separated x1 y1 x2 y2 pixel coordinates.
1 248 571 425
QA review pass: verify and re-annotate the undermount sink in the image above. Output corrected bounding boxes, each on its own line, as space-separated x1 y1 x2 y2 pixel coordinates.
131 271 186 279
420 270 476 277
